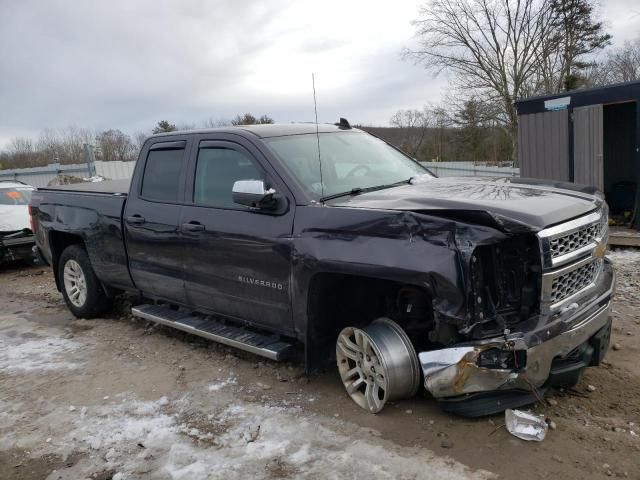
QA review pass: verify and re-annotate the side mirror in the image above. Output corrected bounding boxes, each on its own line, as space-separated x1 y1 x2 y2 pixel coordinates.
232 180 278 210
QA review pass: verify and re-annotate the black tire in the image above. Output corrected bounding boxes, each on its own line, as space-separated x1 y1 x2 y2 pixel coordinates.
58 244 112 318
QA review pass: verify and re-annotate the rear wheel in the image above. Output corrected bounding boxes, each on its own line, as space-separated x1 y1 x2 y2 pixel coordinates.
58 245 112 318
336 318 420 413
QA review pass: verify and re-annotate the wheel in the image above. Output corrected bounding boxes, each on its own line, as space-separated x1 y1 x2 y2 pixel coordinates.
336 318 421 413
58 245 112 318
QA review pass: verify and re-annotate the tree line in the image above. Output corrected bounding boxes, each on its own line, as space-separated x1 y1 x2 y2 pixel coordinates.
396 0 640 164
0 114 274 169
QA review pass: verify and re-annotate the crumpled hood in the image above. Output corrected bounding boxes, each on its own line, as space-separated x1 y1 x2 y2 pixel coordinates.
0 205 30 232
329 176 601 230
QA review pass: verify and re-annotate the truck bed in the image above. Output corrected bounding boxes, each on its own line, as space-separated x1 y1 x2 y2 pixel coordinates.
39 179 130 195
32 180 134 292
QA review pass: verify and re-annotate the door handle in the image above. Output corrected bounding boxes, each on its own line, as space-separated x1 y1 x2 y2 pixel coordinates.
126 215 146 225
182 221 205 232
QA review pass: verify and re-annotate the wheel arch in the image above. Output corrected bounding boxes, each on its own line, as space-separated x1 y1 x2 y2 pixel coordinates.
49 231 85 291
303 271 434 374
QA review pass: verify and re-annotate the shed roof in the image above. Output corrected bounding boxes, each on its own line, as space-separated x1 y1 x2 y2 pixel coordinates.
515 80 640 115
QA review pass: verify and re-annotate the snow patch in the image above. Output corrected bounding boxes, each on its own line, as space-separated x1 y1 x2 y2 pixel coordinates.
208 376 238 391
607 248 640 265
0 336 81 373
51 396 492 480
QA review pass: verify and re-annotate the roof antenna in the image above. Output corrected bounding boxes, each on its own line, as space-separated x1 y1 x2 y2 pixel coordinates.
312 73 325 202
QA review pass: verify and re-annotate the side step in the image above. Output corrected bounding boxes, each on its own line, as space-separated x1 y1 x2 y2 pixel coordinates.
131 304 293 361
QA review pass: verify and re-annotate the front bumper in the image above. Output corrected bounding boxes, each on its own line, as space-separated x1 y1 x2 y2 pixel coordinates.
419 259 615 403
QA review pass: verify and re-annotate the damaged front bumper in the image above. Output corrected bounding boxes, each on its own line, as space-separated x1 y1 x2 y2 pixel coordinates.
419 259 615 413
0 230 35 263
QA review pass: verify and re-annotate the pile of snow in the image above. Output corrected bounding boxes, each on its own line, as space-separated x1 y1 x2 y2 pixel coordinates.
44 395 491 480
82 175 107 182
0 335 81 373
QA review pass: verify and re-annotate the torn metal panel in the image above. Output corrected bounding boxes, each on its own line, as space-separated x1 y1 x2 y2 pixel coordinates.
419 344 523 398
419 267 614 399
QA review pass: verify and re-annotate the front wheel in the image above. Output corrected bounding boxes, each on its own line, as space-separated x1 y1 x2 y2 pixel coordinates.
336 318 421 413
58 245 112 318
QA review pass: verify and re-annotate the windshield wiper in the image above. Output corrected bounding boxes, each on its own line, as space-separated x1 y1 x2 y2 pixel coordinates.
319 187 364 202
319 179 413 203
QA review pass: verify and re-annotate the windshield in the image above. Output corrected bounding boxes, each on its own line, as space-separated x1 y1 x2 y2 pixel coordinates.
0 187 34 206
265 132 430 200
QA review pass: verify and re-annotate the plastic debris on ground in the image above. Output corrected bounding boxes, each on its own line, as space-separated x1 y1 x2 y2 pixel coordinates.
505 409 548 442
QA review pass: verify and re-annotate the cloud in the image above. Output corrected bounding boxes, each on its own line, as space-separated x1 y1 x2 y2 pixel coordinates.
0 0 443 148
0 0 636 149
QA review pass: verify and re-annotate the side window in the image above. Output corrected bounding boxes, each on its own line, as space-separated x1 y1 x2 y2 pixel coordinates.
141 147 185 201
194 147 264 208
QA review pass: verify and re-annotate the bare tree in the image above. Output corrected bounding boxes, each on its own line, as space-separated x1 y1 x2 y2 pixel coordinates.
97 129 136 162
8 137 40 167
389 108 433 156
405 0 555 161
203 117 231 128
133 131 148 154
600 39 640 84
33 126 93 164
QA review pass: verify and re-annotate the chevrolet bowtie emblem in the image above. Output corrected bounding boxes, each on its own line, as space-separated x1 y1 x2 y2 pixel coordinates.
594 238 607 259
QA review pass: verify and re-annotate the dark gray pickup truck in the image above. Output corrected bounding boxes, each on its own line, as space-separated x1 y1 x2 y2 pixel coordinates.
31 121 616 416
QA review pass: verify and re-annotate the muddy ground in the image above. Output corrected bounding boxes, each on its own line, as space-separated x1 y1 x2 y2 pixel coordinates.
1 250 639 479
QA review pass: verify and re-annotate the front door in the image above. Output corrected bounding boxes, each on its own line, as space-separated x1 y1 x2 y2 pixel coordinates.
180 138 295 334
124 139 190 304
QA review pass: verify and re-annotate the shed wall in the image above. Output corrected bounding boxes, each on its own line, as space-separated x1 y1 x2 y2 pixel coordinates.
518 110 569 181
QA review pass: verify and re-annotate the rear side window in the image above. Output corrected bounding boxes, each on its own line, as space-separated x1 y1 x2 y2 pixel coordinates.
0 187 33 205
194 147 263 208
141 148 185 201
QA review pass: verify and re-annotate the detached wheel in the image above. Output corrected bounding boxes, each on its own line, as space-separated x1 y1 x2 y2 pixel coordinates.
58 245 112 318
336 318 420 413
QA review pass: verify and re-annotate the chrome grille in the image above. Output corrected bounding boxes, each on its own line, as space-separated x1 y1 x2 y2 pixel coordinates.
550 258 602 304
538 208 608 312
549 221 602 259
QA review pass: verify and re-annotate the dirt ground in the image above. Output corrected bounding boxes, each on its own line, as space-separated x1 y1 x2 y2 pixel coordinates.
1 250 639 480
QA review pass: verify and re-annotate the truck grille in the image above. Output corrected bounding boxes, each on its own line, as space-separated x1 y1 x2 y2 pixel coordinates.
538 208 608 311
550 258 602 304
549 221 602 259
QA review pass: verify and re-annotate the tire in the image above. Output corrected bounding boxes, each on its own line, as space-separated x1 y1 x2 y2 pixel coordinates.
58 244 112 318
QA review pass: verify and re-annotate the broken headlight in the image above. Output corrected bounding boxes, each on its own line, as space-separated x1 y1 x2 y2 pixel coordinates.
477 348 526 370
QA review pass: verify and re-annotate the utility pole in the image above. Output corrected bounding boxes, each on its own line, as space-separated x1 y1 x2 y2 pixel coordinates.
83 143 96 177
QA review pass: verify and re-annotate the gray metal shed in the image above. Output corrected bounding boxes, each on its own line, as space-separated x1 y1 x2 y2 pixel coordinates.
515 80 640 229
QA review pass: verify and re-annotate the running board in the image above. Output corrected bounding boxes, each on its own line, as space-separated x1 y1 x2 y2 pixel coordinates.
131 304 293 361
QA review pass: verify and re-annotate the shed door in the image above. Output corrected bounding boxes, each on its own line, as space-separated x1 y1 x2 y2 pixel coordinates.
573 105 604 190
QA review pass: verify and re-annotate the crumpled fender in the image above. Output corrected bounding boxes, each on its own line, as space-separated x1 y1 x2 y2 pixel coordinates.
290 205 534 338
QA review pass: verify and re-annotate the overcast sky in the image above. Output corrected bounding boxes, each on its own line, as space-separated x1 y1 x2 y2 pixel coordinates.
0 0 638 150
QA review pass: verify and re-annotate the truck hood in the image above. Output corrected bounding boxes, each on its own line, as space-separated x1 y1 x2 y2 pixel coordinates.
0 205 30 232
329 177 601 230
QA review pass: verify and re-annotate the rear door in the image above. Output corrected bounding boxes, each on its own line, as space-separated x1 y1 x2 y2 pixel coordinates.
180 135 295 334
124 138 190 304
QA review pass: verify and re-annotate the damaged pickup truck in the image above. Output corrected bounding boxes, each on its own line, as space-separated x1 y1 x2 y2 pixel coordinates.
30 121 615 416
